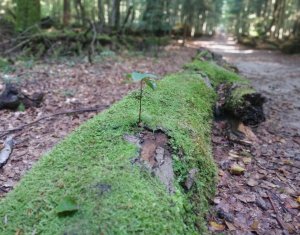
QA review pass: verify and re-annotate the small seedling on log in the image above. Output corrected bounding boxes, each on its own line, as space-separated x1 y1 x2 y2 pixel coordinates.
127 72 157 125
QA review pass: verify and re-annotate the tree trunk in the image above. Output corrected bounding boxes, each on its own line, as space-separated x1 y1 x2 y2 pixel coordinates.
16 0 41 31
98 0 105 28
111 0 120 30
63 0 71 26
143 0 164 35
74 0 86 25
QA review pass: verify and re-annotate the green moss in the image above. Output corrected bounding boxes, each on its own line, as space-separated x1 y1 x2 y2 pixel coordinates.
184 60 248 86
0 72 217 234
226 86 256 107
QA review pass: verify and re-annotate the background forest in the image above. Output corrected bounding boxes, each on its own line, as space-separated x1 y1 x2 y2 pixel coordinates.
0 0 300 60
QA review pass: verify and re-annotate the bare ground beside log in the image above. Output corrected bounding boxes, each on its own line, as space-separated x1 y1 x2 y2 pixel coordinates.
190 38 300 234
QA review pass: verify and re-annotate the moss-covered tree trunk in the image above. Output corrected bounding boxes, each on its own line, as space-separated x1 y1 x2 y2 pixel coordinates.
16 0 41 31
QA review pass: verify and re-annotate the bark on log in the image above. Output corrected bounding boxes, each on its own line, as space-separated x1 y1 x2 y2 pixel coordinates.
218 83 266 126
196 48 266 126
0 84 44 110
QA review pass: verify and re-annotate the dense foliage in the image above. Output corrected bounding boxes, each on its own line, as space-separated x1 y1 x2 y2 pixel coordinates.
0 0 223 36
223 0 300 42
0 0 299 52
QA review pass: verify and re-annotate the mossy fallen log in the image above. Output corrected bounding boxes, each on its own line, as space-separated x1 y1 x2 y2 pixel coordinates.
0 70 218 234
186 48 265 126
0 50 258 234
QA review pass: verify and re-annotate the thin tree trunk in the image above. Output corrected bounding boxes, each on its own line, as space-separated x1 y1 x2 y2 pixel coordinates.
111 0 120 30
98 0 105 30
74 0 86 25
63 0 71 26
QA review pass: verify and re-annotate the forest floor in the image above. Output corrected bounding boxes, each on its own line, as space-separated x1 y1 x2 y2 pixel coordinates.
0 44 195 197
189 36 300 234
1 36 300 234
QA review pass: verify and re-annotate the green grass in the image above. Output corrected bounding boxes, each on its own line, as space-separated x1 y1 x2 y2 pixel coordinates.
0 71 218 235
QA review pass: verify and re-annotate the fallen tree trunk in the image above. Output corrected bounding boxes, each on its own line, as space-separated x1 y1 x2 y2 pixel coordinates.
187 48 266 126
0 48 263 235
0 84 44 110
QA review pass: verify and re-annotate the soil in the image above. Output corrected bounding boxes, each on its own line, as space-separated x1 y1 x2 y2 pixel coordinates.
190 37 300 234
0 44 195 197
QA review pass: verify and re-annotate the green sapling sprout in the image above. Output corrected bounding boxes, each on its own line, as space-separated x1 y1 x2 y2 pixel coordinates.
127 72 158 125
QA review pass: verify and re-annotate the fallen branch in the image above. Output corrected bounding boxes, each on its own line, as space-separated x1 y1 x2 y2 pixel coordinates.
0 106 108 138
0 136 14 168
267 192 288 232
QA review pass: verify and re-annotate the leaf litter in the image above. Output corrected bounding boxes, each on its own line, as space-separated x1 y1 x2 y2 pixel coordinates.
206 40 300 234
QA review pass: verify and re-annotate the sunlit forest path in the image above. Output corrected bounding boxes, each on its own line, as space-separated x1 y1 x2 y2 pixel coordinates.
188 36 300 233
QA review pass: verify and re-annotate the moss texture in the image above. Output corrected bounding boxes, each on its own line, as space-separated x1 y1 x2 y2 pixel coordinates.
226 86 256 107
0 59 246 234
184 60 248 86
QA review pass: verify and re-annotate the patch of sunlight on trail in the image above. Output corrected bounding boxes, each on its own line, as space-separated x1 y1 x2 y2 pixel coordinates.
191 40 254 54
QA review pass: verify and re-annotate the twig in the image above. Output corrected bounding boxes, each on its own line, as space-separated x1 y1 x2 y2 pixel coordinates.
0 106 108 138
267 191 287 231
4 38 31 55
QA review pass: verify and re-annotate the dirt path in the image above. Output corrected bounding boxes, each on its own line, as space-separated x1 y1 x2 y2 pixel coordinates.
190 38 300 234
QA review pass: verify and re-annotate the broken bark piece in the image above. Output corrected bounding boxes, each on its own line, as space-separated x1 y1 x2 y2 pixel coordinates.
0 136 14 168
0 84 44 110
185 168 199 190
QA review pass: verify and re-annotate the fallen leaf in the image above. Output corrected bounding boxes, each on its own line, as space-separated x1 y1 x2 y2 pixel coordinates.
285 198 300 209
242 157 252 164
251 220 260 230
209 221 225 231
56 196 78 216
297 196 300 204
236 193 256 203
230 164 245 175
237 122 258 142
247 178 258 187
229 150 240 159
225 221 236 231
213 197 221 204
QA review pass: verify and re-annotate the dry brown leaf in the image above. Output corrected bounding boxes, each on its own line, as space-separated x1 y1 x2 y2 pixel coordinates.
251 220 260 230
225 221 236 231
296 196 300 204
236 194 256 203
229 150 240 159
230 164 245 175
237 122 258 142
209 221 225 231
247 178 258 187
242 157 252 164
